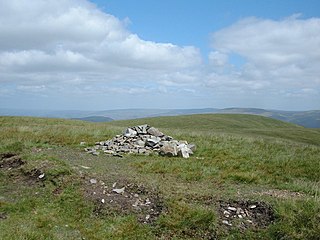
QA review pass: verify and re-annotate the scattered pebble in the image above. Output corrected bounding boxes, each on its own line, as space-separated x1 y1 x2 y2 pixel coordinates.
227 206 237 211
89 179 97 184
80 165 90 169
222 220 232 226
112 187 125 194
38 173 45 179
101 199 105 204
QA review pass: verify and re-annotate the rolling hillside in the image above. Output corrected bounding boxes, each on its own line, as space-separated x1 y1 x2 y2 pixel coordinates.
0 114 319 239
1 107 319 128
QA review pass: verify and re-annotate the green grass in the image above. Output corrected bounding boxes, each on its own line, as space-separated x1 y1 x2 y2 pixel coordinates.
0 114 320 239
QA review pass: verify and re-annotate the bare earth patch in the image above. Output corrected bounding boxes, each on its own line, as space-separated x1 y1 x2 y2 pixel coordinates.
0 152 45 186
218 200 275 230
83 177 165 224
0 153 25 169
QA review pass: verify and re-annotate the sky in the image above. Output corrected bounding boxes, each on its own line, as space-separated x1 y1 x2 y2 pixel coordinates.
0 0 319 111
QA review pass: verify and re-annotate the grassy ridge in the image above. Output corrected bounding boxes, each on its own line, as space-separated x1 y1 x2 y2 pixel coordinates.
0 115 320 239
108 114 320 146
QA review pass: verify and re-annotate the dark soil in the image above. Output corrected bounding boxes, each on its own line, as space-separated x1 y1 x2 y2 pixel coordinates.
0 153 46 186
218 200 275 230
0 153 25 169
84 178 164 224
0 212 7 220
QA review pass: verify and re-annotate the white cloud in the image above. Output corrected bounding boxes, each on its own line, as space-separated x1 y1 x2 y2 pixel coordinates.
208 15 320 100
0 0 201 85
208 51 228 67
0 0 319 110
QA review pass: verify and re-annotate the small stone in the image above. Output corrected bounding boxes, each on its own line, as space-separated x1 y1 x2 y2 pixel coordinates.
134 194 139 198
145 214 150 220
92 151 100 156
222 220 232 226
80 142 86 146
132 199 140 207
227 207 237 211
90 179 97 184
238 214 243 219
38 173 45 179
113 187 125 194
249 205 257 209
80 165 90 169
101 199 105 203
104 150 115 154
223 210 231 216
145 198 151 205
112 182 117 188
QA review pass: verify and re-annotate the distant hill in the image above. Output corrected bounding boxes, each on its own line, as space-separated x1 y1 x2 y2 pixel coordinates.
72 116 113 122
1 107 319 128
217 108 320 128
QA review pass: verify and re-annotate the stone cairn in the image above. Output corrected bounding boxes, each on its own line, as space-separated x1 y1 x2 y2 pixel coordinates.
84 124 195 158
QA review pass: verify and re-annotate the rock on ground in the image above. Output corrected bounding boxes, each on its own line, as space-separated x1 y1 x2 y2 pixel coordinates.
85 124 195 158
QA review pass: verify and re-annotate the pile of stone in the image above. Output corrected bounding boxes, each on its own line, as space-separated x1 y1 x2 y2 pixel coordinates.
85 124 195 158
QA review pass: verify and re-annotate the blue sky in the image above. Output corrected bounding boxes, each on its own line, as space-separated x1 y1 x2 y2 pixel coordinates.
0 0 319 111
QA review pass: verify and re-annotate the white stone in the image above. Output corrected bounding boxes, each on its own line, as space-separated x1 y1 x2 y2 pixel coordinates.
227 207 237 211
124 128 137 137
38 173 45 179
222 220 232 226
89 179 97 184
113 187 125 194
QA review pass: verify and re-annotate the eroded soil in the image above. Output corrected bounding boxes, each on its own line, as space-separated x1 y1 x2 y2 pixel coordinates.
83 177 165 224
218 200 275 230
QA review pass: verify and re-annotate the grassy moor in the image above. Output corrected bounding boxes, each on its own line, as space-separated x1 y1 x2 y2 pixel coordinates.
0 114 319 239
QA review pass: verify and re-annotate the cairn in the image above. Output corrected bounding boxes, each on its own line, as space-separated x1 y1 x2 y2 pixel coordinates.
85 124 195 158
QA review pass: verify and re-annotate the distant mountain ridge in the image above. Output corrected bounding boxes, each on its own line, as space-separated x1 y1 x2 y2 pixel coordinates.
0 107 319 128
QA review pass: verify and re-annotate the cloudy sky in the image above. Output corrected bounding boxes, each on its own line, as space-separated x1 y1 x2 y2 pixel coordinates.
0 0 319 111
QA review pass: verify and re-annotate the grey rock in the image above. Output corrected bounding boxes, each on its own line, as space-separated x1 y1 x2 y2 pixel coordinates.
113 187 125 194
124 128 137 137
177 143 192 158
145 136 161 148
135 139 145 147
92 151 100 156
104 150 115 154
134 124 149 134
187 144 197 152
160 144 178 157
147 127 164 137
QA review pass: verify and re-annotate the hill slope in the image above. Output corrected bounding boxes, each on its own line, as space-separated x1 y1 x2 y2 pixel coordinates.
1 107 319 128
0 114 319 239
72 116 113 122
